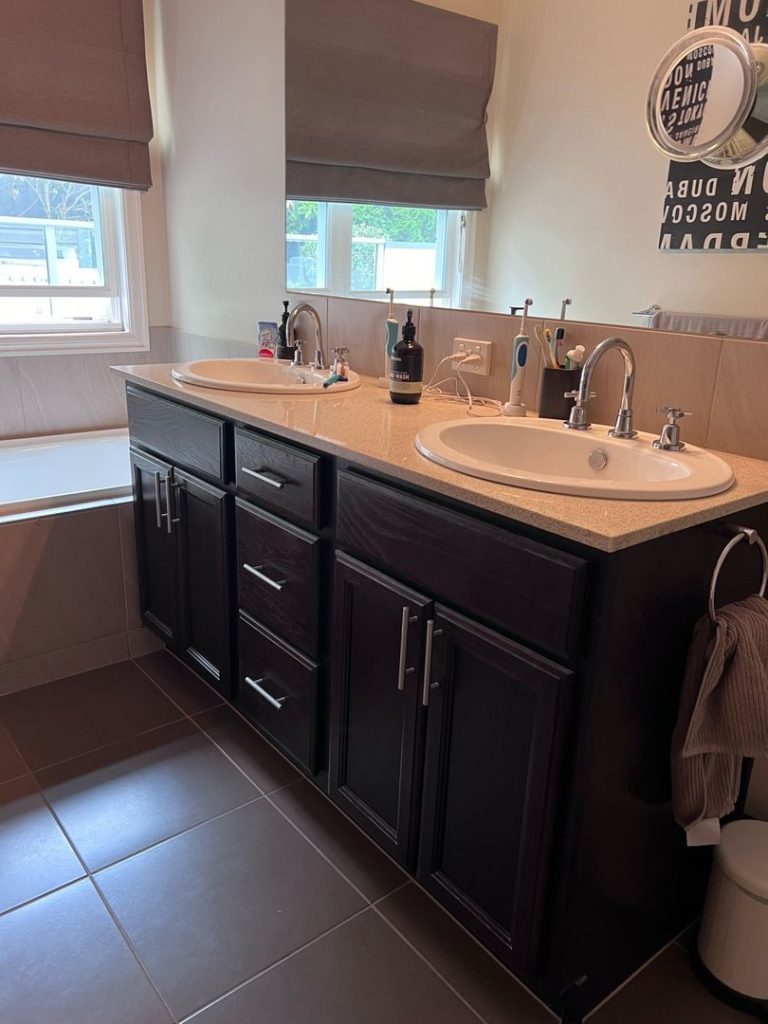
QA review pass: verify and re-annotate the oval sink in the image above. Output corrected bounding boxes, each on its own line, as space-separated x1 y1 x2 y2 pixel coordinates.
171 358 361 395
415 418 735 500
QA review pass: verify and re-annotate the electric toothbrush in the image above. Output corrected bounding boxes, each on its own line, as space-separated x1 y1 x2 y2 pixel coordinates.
377 288 400 389
503 298 533 417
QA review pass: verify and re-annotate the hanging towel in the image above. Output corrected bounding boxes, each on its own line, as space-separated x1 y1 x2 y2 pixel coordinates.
672 594 768 847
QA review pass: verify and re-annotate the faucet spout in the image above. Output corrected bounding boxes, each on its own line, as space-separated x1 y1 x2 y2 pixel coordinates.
285 303 326 370
565 337 638 439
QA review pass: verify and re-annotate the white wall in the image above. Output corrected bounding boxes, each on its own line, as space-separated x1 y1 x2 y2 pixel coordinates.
155 0 285 345
482 0 768 324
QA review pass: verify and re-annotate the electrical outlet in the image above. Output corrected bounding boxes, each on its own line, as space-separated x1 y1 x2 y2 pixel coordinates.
452 338 493 376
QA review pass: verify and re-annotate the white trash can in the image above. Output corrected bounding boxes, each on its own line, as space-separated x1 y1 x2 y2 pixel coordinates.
698 819 768 1002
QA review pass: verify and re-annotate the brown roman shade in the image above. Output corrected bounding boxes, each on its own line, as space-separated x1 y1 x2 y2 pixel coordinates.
0 0 154 190
286 0 498 209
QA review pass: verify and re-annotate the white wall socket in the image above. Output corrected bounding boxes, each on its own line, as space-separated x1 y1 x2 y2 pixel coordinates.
452 338 493 376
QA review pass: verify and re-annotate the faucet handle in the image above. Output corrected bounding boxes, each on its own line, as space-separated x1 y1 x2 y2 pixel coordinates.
564 390 596 400
657 406 692 422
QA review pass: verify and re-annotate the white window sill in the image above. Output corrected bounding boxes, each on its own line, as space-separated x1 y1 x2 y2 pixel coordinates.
0 329 150 358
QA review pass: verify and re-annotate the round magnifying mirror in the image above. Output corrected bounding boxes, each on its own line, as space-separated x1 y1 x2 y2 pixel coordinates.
647 26 768 169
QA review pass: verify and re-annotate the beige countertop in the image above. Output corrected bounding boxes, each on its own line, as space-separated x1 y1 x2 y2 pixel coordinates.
113 365 768 553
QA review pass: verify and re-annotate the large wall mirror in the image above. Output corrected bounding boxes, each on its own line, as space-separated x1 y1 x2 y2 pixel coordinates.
284 0 768 340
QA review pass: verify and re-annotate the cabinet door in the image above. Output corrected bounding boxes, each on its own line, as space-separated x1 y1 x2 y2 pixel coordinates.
418 605 572 973
329 553 431 867
173 468 234 698
130 448 179 644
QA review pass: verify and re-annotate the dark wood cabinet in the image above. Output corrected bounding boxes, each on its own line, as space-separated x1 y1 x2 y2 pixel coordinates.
174 469 233 696
417 605 573 973
130 448 179 645
130 446 233 698
329 553 432 866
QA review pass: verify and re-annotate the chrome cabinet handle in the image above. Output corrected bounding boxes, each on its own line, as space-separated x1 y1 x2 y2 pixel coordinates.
422 621 444 707
244 676 286 711
241 466 286 490
153 472 163 530
397 606 418 691
163 475 182 535
243 563 287 591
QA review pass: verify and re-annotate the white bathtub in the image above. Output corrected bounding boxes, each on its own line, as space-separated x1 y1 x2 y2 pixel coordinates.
0 428 132 517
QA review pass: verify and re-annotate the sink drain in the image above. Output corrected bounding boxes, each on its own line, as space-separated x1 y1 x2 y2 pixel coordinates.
588 449 609 471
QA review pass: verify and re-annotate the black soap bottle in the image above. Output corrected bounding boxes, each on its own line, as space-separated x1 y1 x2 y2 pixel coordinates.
389 310 423 405
276 300 293 360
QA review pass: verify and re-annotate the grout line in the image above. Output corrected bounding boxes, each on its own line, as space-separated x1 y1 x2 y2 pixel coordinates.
0 874 87 920
15 767 179 1023
89 795 264 877
29 715 187 776
0 768 33 788
704 338 726 449
114 502 135 640
178 904 374 1022
582 933 683 1020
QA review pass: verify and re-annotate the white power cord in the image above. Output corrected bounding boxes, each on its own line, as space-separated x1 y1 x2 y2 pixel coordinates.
423 353 503 417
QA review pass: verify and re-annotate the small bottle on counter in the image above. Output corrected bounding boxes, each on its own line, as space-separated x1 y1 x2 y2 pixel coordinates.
389 310 423 405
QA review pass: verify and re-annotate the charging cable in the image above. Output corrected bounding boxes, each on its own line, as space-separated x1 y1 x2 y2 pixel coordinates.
423 353 503 417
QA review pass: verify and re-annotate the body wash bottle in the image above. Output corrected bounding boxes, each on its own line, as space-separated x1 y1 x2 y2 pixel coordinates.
389 310 423 405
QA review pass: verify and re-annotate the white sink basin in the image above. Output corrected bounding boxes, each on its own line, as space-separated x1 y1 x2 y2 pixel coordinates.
415 418 735 500
171 358 361 395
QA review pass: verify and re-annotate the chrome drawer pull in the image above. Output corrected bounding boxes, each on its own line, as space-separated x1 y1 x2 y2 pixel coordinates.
153 472 163 530
422 621 444 707
241 466 286 489
244 676 286 711
243 563 287 591
397 606 418 691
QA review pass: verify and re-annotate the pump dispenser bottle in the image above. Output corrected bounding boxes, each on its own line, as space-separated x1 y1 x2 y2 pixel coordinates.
389 310 423 405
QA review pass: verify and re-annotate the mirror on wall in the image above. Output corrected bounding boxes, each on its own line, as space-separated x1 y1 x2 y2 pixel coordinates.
285 0 768 340
647 27 768 169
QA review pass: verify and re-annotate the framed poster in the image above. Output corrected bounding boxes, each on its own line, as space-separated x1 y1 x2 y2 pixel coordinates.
659 0 768 251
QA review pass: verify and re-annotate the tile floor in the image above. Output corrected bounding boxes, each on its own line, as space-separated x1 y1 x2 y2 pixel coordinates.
0 652 754 1023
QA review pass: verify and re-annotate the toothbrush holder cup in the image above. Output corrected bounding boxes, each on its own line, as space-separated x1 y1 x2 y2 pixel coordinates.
538 367 582 421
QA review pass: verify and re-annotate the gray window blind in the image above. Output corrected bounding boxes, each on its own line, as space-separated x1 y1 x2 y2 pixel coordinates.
0 0 154 190
286 0 498 210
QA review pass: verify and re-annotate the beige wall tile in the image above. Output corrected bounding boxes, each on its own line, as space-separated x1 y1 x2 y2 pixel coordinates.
707 340 768 460
117 503 142 632
0 360 26 440
0 633 129 696
0 506 126 665
327 297 418 379
561 324 722 447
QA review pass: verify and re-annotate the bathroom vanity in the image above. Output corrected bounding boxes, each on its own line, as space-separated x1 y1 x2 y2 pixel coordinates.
120 369 768 1024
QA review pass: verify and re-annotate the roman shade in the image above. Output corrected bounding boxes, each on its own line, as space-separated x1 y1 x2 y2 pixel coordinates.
0 0 154 190
286 0 498 209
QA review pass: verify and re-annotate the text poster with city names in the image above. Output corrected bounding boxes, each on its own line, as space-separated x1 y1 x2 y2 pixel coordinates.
660 0 768 250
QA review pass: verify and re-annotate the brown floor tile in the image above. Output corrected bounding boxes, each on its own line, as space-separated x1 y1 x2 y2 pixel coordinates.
193 908 480 1024
377 883 551 1024
96 800 366 1020
0 776 84 914
135 650 224 715
38 720 261 870
0 879 171 1024
0 723 25 782
194 705 299 793
271 779 407 901
592 945 754 1023
0 661 181 770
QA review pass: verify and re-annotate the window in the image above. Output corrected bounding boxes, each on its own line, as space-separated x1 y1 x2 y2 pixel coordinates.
0 173 148 355
285 201 468 307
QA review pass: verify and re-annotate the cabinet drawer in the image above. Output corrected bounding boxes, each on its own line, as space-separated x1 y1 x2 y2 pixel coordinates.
237 615 319 773
235 428 322 530
236 501 320 657
127 386 227 484
337 470 587 662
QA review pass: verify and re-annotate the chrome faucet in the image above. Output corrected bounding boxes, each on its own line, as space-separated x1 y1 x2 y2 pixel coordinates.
285 303 327 371
564 336 638 439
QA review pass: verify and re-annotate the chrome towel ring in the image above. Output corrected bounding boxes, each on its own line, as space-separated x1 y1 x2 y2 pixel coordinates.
708 526 768 623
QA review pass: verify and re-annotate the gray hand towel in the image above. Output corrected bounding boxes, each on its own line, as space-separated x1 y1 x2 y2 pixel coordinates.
672 594 768 846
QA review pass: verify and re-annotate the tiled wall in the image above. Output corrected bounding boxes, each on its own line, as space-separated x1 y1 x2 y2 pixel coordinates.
0 327 171 440
0 502 161 696
291 295 768 462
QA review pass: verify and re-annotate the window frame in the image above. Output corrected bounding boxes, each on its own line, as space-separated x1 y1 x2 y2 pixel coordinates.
286 201 470 309
0 185 149 357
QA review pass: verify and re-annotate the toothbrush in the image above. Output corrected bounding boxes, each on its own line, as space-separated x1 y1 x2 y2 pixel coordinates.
377 288 400 389
503 298 533 417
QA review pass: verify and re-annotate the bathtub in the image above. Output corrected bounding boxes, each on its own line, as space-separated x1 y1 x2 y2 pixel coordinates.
0 428 132 517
